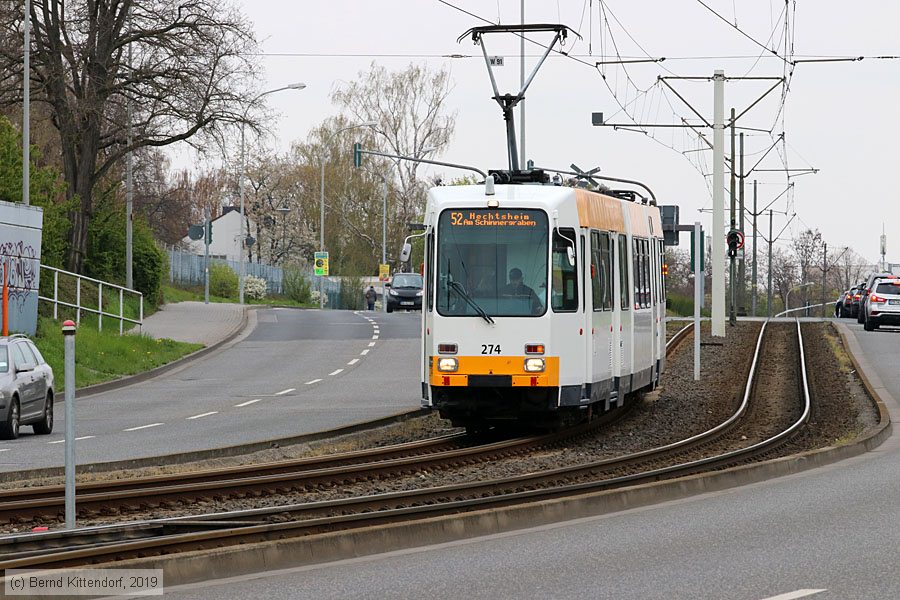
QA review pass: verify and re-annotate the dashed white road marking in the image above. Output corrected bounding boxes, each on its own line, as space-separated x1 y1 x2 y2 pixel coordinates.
347 358 359 365
235 399 261 407
368 342 376 347
372 335 379 340
275 388 296 396
329 369 344 376
758 590 827 600
305 379 322 385
124 423 164 432
360 349 369 356
187 412 218 420
49 435 95 444
0 448 8 452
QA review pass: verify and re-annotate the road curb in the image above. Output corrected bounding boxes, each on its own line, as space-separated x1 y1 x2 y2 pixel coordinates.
0 409 429 484
58 305 251 402
77 322 893 590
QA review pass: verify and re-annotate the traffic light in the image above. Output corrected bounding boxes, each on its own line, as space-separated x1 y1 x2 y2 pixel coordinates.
727 229 743 258
205 221 212 245
353 142 362 168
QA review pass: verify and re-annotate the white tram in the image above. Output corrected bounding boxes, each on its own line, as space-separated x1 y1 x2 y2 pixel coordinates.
418 178 666 430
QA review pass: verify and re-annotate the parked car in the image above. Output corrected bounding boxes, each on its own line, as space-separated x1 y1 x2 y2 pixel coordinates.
858 272 899 325
0 334 55 440
849 282 867 319
386 272 424 313
863 278 900 331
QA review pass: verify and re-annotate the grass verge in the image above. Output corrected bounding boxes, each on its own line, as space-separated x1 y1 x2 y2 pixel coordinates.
162 284 315 308
33 316 203 391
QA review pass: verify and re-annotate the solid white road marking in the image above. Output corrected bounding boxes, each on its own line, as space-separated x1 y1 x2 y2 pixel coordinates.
305 379 322 385
124 423 164 432
347 358 359 365
360 349 369 356
329 369 343 376
0 448 8 452
235 399 261 407
49 435 95 444
368 342 376 347
275 388 296 396
187 412 218 420
758 590 827 600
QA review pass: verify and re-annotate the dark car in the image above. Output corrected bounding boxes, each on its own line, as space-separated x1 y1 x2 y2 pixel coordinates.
0 334 55 440
858 272 899 325
386 273 424 313
840 285 859 318
849 282 866 319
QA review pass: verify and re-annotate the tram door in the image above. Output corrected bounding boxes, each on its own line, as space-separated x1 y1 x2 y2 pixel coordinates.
614 233 632 400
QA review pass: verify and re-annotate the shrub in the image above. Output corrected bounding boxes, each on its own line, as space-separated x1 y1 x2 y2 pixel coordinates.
244 275 267 300
310 289 328 306
338 274 365 310
283 268 312 304
209 262 238 298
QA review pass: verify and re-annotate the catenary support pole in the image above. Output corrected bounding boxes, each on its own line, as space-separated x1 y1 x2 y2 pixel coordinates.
822 242 827 317
63 320 76 529
694 222 702 381
767 209 774 318
712 70 726 336
23 0 30 206
738 131 745 314
204 207 210 305
519 0 526 169
125 22 133 290
751 180 758 316
729 108 736 326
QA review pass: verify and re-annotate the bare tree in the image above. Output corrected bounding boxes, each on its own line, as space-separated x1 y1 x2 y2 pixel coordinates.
791 228 823 308
331 63 456 239
0 0 259 272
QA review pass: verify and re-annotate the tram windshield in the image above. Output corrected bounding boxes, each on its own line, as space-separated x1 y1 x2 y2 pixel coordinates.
436 208 548 317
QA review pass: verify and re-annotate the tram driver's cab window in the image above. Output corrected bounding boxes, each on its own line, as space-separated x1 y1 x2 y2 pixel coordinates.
552 228 578 312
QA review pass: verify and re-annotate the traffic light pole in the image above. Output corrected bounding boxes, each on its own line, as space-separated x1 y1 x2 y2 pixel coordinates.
204 208 210 305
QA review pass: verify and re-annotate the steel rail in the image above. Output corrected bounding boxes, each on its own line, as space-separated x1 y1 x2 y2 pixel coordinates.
1 320 812 570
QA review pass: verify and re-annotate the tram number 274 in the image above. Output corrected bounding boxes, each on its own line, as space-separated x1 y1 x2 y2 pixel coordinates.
481 344 501 355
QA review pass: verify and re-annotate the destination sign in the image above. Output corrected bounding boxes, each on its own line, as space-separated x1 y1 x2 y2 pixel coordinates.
446 210 540 228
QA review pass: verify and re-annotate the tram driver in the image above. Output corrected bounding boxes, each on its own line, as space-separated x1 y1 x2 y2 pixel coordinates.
501 268 543 314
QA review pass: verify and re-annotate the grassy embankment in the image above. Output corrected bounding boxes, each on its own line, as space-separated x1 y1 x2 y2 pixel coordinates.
33 276 201 391
161 283 315 308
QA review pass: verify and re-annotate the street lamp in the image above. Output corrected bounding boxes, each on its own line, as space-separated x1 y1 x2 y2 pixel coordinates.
239 82 306 304
318 121 377 309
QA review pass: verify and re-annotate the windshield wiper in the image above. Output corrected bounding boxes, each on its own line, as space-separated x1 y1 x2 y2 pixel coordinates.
448 280 494 324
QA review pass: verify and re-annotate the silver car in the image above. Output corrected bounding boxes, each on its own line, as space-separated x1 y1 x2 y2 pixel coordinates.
0 335 55 439
863 278 900 331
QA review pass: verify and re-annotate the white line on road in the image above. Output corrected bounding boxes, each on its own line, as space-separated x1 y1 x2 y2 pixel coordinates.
372 335 379 340
235 399 261 407
758 590 827 600
305 379 322 385
360 349 369 356
347 358 359 365
0 448 8 452
329 369 343 376
187 412 218 420
368 342 376 347
275 388 296 396
124 423 164 432
49 435 95 444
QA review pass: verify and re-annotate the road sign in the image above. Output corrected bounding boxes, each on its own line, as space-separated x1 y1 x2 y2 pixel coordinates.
314 251 329 276
187 224 204 241
488 56 504 66
379 263 390 282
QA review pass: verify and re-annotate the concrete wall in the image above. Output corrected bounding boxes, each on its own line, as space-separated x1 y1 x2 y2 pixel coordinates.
0 200 43 335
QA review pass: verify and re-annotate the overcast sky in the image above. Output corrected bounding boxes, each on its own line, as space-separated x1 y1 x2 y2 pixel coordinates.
215 1 900 265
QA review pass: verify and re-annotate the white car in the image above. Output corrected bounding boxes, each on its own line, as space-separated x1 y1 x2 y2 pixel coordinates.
863 278 900 331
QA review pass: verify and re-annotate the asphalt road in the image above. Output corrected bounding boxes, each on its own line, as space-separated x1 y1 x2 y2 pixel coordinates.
0 308 423 471
163 319 900 600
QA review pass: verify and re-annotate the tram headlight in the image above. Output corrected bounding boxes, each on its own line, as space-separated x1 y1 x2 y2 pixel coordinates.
437 357 459 372
524 358 545 372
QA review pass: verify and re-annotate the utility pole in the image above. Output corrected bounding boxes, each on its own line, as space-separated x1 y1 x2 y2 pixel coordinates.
751 180 758 316
519 0 526 169
767 209 774 318
712 71 726 336
728 108 737 326
125 23 134 290
738 132 746 315
821 242 827 317
23 0 30 206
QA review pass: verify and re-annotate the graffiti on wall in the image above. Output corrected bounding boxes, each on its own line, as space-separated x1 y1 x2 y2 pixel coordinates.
0 200 43 335
1 240 39 310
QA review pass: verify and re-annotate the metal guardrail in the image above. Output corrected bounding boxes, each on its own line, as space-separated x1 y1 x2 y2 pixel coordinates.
37 265 143 334
773 302 830 318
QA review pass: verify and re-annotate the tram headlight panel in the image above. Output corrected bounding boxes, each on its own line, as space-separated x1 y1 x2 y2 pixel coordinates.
437 357 459 372
524 358 545 372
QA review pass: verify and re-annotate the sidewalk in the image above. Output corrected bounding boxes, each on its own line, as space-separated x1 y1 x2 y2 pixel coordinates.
138 301 247 347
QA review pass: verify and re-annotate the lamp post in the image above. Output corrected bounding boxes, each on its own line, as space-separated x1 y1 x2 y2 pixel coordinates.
239 82 306 304
318 121 377 309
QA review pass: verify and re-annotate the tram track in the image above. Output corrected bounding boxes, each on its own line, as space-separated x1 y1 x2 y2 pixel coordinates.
0 320 820 571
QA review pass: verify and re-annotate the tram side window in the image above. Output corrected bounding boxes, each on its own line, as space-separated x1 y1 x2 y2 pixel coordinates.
659 240 666 304
426 232 434 311
633 238 642 309
642 239 651 308
619 235 629 310
552 228 579 312
590 231 612 311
